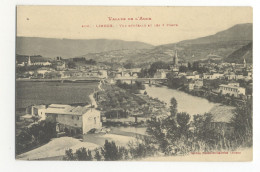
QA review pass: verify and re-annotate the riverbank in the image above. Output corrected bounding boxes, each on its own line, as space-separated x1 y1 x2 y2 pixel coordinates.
95 82 169 125
16 77 101 82
145 84 219 115
144 84 236 121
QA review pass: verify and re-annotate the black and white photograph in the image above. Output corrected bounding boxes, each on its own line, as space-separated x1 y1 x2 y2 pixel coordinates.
14 6 253 161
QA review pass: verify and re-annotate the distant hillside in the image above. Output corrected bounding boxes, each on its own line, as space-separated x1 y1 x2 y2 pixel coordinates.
16 23 253 63
16 37 154 58
82 23 253 64
224 42 252 63
179 23 252 45
150 23 253 62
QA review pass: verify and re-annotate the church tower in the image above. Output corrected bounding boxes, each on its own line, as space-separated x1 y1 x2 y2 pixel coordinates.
243 58 247 68
28 56 31 66
173 50 178 66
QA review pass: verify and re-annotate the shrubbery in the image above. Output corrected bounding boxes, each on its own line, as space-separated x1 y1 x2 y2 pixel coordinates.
146 97 253 155
16 120 56 155
63 137 157 161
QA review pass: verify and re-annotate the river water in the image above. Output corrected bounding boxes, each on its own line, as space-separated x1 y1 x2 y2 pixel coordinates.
113 85 230 136
144 85 219 116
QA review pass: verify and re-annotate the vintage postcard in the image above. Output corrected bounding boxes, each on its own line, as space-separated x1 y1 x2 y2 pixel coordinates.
15 6 253 161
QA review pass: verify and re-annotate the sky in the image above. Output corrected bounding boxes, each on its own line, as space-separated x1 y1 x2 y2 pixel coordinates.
17 6 252 45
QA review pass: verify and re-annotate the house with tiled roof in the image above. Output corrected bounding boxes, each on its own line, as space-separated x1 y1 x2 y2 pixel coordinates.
45 104 102 134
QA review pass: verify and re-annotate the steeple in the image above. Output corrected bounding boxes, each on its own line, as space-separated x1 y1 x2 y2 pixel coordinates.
28 56 31 66
243 58 246 68
173 50 178 66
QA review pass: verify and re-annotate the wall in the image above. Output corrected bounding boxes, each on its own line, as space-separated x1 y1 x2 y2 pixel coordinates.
56 114 83 128
82 109 102 134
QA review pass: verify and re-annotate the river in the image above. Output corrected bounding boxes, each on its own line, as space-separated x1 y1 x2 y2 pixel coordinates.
106 84 233 136
144 85 219 116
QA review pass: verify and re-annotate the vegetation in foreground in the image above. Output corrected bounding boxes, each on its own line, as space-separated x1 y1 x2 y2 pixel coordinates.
63 97 252 161
16 121 56 155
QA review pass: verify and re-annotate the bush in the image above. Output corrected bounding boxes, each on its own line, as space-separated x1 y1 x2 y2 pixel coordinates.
16 120 56 155
63 149 75 160
101 140 121 161
94 149 102 161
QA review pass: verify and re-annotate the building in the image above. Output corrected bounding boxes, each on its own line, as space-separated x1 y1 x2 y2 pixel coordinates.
188 80 203 91
186 74 201 80
56 61 66 71
36 67 55 78
21 105 46 122
244 58 247 68
98 70 108 78
154 70 167 79
169 49 179 72
203 73 224 80
173 50 178 66
28 56 52 66
226 73 237 80
219 84 246 97
45 104 102 134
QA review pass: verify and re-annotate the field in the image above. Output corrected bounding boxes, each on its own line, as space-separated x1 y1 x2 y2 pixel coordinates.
16 81 99 109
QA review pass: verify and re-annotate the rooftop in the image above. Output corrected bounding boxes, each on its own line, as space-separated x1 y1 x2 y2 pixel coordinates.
45 104 90 115
219 84 244 89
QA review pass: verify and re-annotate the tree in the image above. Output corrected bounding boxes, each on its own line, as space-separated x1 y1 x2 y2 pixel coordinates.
230 101 252 147
87 149 93 160
179 66 188 73
170 97 178 116
63 149 75 160
86 59 97 65
176 112 190 136
76 147 88 160
124 62 135 69
167 75 187 89
147 114 179 154
68 61 76 68
188 62 192 70
94 149 102 161
192 61 200 71
138 68 149 78
148 61 169 77
101 140 120 161
192 113 217 146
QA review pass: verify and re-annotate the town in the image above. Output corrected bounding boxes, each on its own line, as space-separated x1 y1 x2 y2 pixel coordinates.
15 47 252 160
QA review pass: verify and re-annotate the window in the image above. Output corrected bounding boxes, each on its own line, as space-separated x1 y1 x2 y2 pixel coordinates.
72 116 74 119
77 116 79 120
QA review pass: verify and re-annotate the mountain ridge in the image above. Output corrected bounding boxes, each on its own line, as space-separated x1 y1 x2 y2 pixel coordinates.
16 23 253 63
16 37 154 58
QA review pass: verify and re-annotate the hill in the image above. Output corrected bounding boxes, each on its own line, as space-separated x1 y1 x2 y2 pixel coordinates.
153 23 253 62
179 23 252 45
16 37 154 58
16 23 252 64
224 42 252 63
82 24 253 64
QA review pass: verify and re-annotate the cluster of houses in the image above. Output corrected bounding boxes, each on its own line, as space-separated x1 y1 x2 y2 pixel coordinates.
16 55 52 67
16 55 108 79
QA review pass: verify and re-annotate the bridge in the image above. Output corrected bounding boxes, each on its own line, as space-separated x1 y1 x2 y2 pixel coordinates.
17 77 167 85
114 77 167 84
